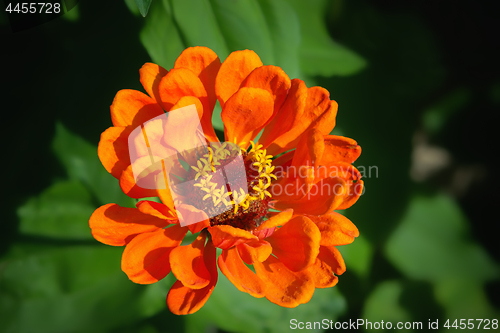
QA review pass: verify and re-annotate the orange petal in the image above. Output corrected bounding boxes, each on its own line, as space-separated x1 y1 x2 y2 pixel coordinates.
236 239 272 264
221 87 274 145
321 135 361 165
156 167 176 212
307 212 359 246
242 65 291 118
110 89 165 128
169 95 204 119
337 179 364 210
264 84 338 155
215 49 263 108
255 209 293 231
253 255 315 308
310 100 338 137
167 239 218 315
170 233 211 289
139 62 168 104
136 200 177 221
175 203 210 234
89 203 168 246
258 79 307 149
324 245 346 275
166 95 218 145
119 163 158 198
159 68 209 115
291 128 325 169
98 126 131 179
266 216 320 271
174 46 221 112
218 247 266 298
187 220 211 234
251 227 276 240
272 177 347 215
270 174 313 202
121 225 188 284
317 163 363 210
306 245 345 288
208 225 258 250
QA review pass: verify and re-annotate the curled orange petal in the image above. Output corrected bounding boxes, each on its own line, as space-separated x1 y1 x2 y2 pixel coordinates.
291 128 325 169
174 46 221 113
218 247 266 298
170 233 211 289
321 135 362 165
119 163 158 198
121 225 188 284
208 225 258 250
338 179 364 210
306 245 345 288
266 216 320 271
253 255 315 308
89 203 169 246
175 203 210 234
167 240 218 315
221 87 274 146
307 212 359 246
110 89 165 128
136 200 177 221
166 96 217 145
258 78 307 149
236 239 272 264
98 126 131 179
242 65 291 118
262 82 338 155
272 177 347 215
159 68 209 114
139 62 168 104
255 209 293 231
215 49 263 108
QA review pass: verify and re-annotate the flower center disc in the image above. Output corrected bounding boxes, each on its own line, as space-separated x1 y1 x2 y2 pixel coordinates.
179 142 276 231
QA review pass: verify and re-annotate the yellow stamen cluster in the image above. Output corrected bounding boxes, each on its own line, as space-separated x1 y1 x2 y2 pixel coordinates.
194 175 219 205
246 140 277 202
214 185 232 207
252 179 272 200
230 188 257 213
192 143 240 181
192 140 277 213
192 159 213 180
249 141 273 173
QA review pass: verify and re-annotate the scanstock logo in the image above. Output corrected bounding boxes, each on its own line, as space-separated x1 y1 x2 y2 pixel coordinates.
128 104 248 227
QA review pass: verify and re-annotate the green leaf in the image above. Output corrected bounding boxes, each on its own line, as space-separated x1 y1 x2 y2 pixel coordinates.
140 0 185 69
385 193 500 318
0 245 174 333
363 280 412 326
124 0 140 16
256 0 301 78
135 0 153 17
170 0 229 60
17 181 95 240
185 271 346 333
286 0 366 76
52 122 134 207
209 0 275 65
211 100 223 132
337 234 373 279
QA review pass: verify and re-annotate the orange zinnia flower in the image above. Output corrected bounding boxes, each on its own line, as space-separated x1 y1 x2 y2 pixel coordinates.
89 46 363 314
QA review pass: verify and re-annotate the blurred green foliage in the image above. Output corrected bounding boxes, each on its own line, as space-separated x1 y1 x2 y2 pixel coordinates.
1 0 499 332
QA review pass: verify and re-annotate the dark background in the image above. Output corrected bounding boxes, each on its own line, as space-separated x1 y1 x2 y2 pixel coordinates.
1 0 499 332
